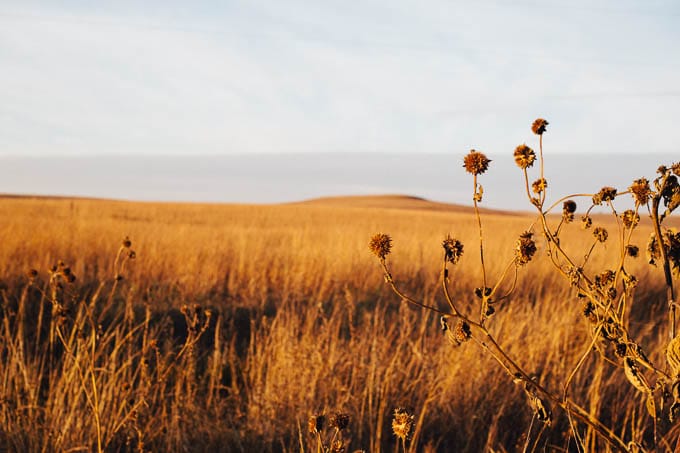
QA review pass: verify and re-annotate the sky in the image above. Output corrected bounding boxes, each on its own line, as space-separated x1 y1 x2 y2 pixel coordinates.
1 0 680 158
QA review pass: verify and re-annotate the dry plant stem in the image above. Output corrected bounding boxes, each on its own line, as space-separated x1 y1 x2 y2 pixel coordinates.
441 259 460 316
55 327 103 452
472 174 489 321
384 271 628 451
470 328 627 451
651 193 677 339
381 261 449 316
562 298 618 400
539 135 546 205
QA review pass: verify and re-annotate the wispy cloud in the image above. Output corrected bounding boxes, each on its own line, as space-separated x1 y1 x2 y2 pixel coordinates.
0 0 679 157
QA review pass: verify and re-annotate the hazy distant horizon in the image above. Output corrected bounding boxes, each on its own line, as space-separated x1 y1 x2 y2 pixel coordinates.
1 152 674 212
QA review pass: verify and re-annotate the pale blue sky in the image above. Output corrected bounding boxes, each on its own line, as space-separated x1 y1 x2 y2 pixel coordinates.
1 0 679 157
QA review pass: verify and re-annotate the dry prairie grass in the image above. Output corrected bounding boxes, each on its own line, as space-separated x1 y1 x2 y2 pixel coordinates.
0 167 678 451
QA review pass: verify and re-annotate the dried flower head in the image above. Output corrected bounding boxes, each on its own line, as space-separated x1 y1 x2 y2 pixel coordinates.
122 237 132 248
647 229 680 274
308 414 325 434
369 233 392 260
26 269 38 280
454 320 472 343
626 245 639 258
593 227 608 243
620 210 640 229
442 235 464 264
629 178 651 205
615 342 628 358
532 118 549 135
592 187 617 205
329 412 350 431
463 150 491 175
673 162 680 177
583 301 597 323
562 200 577 222
513 144 536 169
532 178 547 194
581 215 593 230
595 269 615 288
330 440 345 453
392 408 414 442
515 231 537 265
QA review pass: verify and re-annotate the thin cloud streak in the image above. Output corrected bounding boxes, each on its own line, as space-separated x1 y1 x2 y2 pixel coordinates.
0 1 679 158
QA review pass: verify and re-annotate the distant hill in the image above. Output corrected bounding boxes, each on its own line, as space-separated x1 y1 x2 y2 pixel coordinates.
294 194 521 216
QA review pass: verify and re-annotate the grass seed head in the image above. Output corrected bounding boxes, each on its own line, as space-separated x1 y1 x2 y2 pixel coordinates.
513 144 536 169
369 233 392 260
531 118 548 135
463 150 491 175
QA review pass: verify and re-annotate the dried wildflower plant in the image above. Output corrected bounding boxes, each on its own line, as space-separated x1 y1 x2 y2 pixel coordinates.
370 118 680 452
307 411 352 453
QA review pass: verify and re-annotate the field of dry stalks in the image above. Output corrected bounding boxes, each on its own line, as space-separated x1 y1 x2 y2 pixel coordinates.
0 183 678 451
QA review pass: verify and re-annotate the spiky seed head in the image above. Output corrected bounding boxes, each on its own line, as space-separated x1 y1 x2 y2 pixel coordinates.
607 287 617 300
615 342 628 358
392 408 414 441
442 235 464 264
581 215 593 230
369 233 392 260
667 336 680 378
329 412 350 431
562 200 577 222
596 270 615 287
673 162 680 177
513 144 536 169
454 320 472 343
531 118 548 135
593 227 608 243
531 178 547 194
308 414 325 434
629 178 651 205
583 301 597 323
515 231 537 266
463 150 491 175
626 245 639 258
592 186 617 205
621 210 640 229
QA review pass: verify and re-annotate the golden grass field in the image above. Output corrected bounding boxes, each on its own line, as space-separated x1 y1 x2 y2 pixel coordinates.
0 193 678 452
